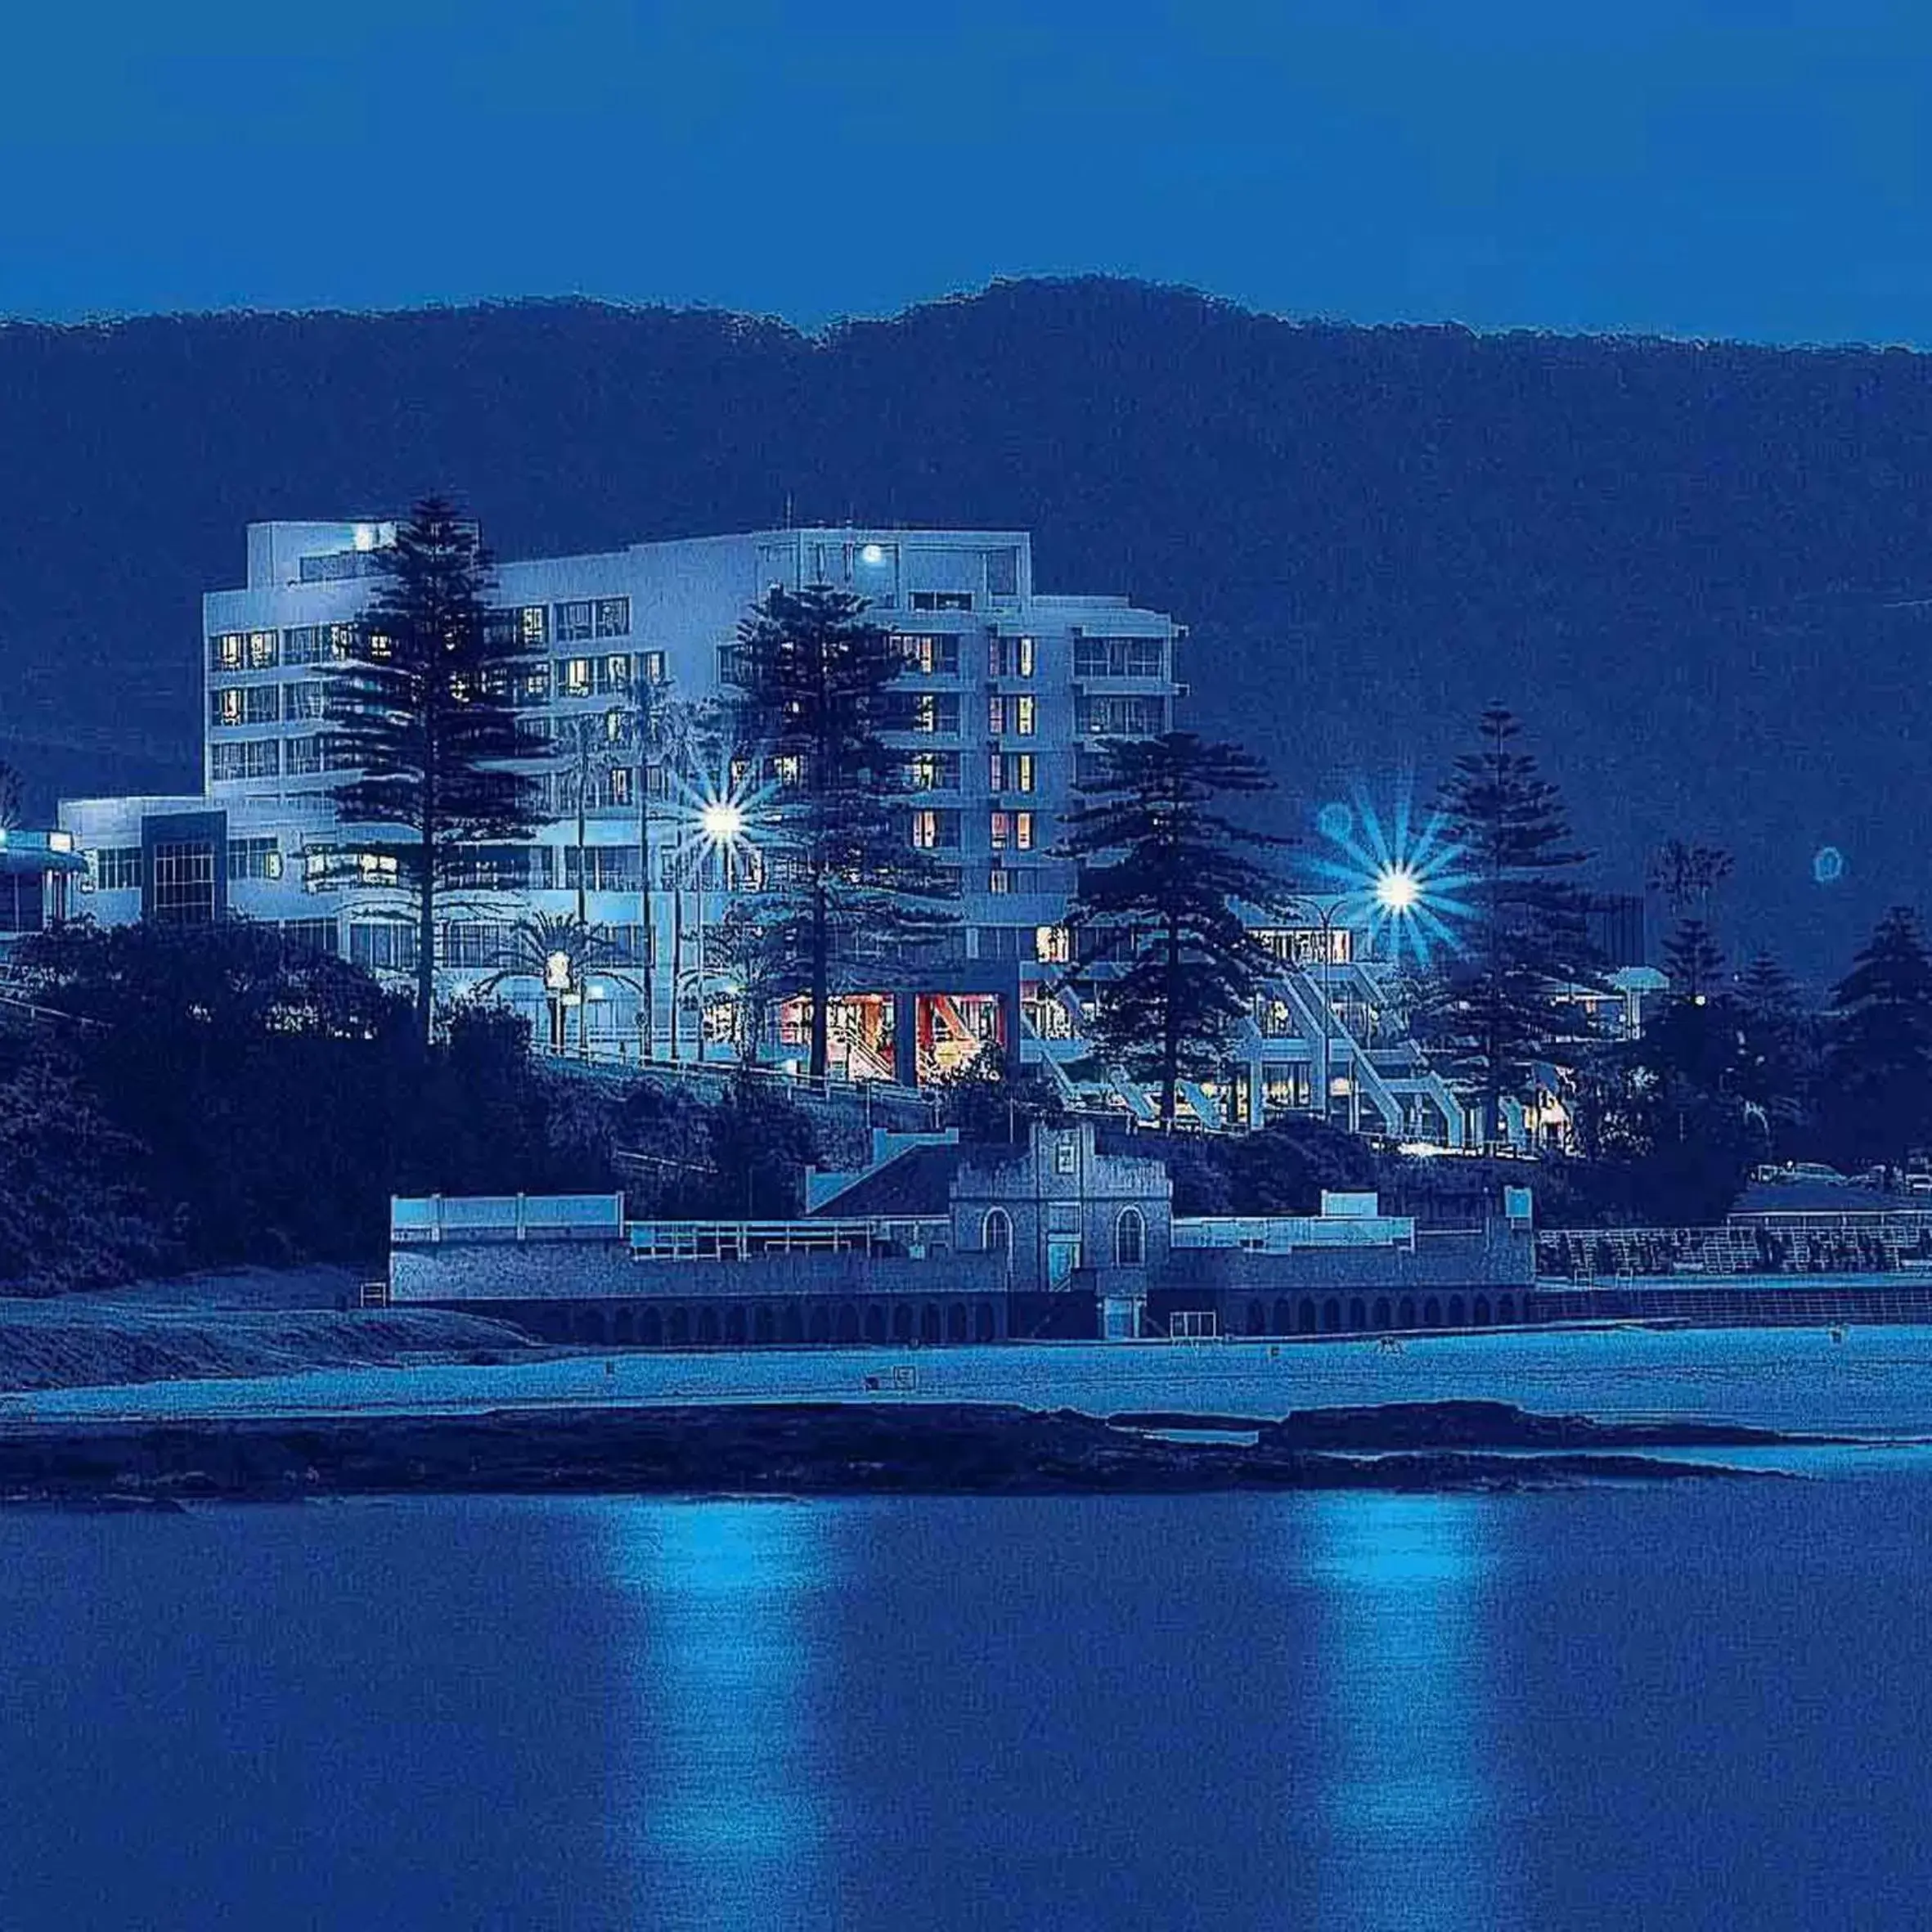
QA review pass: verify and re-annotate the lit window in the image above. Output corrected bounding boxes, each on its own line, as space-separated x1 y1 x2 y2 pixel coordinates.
227 836 283 882
988 694 1005 735
595 597 631 638
556 600 594 643
209 633 245 671
1014 695 1036 735
1054 1136 1077 1175
326 622 360 661
775 753 802 787
911 810 941 850
562 658 593 697
1035 926 1071 964
247 630 278 668
520 607 549 645
640 650 666 683
213 687 244 726
990 811 1010 851
989 868 1012 895
1014 812 1034 851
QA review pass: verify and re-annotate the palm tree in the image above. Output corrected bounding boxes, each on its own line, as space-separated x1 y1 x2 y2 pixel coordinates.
470 911 644 1058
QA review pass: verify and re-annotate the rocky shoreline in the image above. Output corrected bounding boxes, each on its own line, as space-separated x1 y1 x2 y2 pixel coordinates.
0 1400 1810 1507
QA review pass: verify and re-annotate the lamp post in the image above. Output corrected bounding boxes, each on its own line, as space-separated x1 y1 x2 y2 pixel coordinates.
1287 892 1354 1128
693 797 745 1065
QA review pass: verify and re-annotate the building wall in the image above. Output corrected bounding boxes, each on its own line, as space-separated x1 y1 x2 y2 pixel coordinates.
950 1121 1175 1291
392 1239 1005 1305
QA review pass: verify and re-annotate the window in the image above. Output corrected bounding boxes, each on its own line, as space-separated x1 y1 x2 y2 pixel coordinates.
987 694 1004 735
209 632 245 672
991 635 1035 677
563 846 644 892
892 633 959 675
283 735 324 777
348 922 418 972
1035 925 1072 964
284 681 327 721
556 656 631 699
986 547 1019 600
1073 636 1166 678
92 847 142 892
909 809 958 850
906 751 959 791
210 685 279 727
896 692 960 735
595 596 631 638
303 848 339 894
910 590 973 612
989 811 1035 852
991 753 1035 793
514 663 551 705
447 846 555 892
246 629 279 669
555 600 595 643
326 622 361 661
982 1208 1013 1256
988 868 1012 896
1083 694 1164 737
440 922 513 968
280 919 337 955
1054 1137 1078 1176
520 606 548 647
640 649 666 684
1013 694 1036 735
282 626 326 665
227 836 283 882
211 740 281 781
1116 1206 1147 1268
151 841 218 923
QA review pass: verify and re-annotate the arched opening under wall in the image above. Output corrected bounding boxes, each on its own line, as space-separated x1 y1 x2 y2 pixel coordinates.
808 1306 831 1344
1298 1298 1318 1335
725 1305 748 1346
1423 1297 1442 1328
1398 1297 1416 1329
1497 1295 1516 1323
836 1304 860 1344
947 1303 969 1343
1448 1296 1466 1328
1274 1298 1292 1335
1348 1298 1365 1331
1473 1296 1491 1327
754 1305 775 1345
864 1305 886 1344
892 1304 914 1343
974 1302 996 1342
641 1306 664 1347
920 1304 941 1344
781 1305 804 1344
697 1307 721 1346
1322 1297 1341 1333
1116 1206 1146 1268
1247 1299 1267 1337
1373 1297 1391 1331
667 1307 690 1346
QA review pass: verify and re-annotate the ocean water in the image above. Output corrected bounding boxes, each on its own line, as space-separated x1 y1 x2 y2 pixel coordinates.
3 1466 1930 1931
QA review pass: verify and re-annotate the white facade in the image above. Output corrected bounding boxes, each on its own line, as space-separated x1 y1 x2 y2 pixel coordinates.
61 519 1183 1084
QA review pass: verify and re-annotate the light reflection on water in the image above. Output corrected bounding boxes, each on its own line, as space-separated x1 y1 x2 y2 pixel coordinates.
1297 1496 1512 1929
597 1500 845 1931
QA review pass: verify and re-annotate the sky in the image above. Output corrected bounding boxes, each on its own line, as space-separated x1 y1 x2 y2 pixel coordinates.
5 0 1930 345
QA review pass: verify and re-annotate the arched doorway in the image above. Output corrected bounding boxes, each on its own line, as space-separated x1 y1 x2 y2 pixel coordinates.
1322 1297 1341 1332
1348 1297 1365 1332
640 1306 663 1347
1116 1206 1147 1268
1423 1297 1442 1328
1398 1297 1415 1329
725 1305 748 1346
754 1305 775 1345
1274 1298 1292 1335
1298 1298 1319 1334
1247 1299 1267 1336
697 1307 721 1346
808 1305 830 1343
1447 1296 1466 1328
667 1306 690 1346
1473 1296 1491 1326
1497 1294 1516 1324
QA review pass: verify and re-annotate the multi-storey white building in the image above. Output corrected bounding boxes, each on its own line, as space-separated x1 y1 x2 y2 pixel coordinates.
60 515 1615 1145
60 519 1184 1087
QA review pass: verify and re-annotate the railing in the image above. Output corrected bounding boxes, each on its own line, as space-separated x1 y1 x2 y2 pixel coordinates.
1175 1214 1418 1253
1538 1212 1932 1282
627 1216 950 1262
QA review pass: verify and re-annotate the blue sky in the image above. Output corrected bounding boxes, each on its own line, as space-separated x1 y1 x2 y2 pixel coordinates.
6 0 1929 344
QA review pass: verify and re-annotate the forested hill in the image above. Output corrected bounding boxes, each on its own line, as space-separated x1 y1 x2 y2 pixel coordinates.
3 276 1929 976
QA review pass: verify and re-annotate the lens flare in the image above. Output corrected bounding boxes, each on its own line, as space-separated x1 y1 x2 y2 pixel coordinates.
1306 785 1473 967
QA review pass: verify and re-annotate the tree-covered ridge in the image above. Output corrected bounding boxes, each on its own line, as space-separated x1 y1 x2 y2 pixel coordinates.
3 278 1931 972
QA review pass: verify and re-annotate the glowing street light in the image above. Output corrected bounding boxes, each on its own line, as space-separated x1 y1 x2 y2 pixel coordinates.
1374 864 1422 915
699 798 746 847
